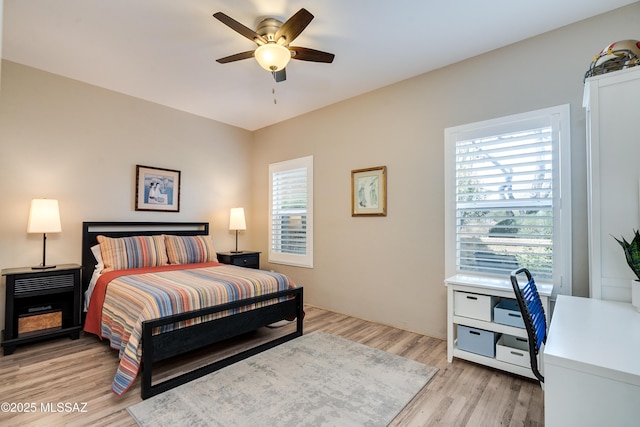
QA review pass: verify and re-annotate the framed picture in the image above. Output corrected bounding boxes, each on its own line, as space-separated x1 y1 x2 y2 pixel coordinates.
351 166 387 216
135 165 181 212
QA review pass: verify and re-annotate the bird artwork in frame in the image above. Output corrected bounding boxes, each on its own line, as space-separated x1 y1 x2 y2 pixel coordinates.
351 166 387 217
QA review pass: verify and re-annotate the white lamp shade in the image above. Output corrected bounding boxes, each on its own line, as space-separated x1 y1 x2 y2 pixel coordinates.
27 199 62 233
229 207 247 231
254 43 291 72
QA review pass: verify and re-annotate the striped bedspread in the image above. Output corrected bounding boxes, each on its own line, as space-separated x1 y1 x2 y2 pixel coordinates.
84 263 296 395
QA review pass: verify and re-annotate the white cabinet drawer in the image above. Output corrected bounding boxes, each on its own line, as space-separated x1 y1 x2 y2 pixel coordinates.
457 325 498 358
494 299 525 328
496 335 530 367
454 291 498 322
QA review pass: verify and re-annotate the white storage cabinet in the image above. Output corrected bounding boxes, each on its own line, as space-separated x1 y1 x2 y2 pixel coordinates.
584 66 640 300
445 274 553 379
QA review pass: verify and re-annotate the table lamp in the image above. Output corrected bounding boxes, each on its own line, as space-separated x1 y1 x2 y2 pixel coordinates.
27 198 62 269
229 207 246 253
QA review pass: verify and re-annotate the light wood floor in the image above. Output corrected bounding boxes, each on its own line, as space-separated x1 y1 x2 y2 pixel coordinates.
0 305 543 426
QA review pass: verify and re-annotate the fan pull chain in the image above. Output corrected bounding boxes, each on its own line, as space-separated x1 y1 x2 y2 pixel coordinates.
272 87 277 105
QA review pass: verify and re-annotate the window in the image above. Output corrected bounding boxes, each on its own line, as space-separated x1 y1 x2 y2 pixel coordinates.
445 105 571 294
269 156 313 268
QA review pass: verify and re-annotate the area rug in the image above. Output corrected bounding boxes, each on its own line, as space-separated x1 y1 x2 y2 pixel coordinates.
127 331 438 426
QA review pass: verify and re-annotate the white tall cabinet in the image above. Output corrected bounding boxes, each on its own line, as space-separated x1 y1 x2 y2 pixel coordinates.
585 67 640 300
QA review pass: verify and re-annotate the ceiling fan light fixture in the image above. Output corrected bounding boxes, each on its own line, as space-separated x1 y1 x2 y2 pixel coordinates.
255 43 291 72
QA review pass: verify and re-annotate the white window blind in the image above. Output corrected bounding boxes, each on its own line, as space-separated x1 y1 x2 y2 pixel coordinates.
455 126 553 278
269 156 313 268
445 105 571 294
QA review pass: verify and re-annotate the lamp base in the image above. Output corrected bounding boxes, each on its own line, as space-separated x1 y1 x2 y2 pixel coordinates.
229 250 244 254
32 264 56 270
34 233 56 270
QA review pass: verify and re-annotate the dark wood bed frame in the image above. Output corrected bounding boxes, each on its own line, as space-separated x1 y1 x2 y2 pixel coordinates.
81 221 304 399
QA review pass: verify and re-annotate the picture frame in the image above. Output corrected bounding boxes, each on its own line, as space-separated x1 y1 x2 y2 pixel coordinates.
351 166 387 216
135 165 181 212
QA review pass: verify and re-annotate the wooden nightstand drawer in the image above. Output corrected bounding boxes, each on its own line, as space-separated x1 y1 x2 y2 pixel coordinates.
216 251 260 269
15 273 75 296
230 253 259 268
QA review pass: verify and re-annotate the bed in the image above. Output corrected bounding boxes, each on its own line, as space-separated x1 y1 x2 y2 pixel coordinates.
81 221 303 399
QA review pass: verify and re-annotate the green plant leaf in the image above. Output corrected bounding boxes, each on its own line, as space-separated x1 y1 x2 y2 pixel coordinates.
613 230 640 281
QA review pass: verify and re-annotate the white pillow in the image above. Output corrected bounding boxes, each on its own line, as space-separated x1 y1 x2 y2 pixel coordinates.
84 244 105 311
84 269 102 312
91 244 104 271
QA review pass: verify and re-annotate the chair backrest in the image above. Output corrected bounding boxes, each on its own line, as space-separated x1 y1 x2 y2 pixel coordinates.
510 267 546 383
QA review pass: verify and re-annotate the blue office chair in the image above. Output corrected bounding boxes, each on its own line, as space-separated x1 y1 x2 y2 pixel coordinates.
510 267 547 383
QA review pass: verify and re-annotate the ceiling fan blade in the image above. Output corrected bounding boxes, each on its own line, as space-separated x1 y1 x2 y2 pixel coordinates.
213 12 267 45
290 47 335 63
273 69 287 83
275 8 314 44
216 51 255 64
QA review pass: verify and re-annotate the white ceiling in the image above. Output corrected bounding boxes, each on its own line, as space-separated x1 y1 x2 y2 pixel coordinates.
2 0 636 131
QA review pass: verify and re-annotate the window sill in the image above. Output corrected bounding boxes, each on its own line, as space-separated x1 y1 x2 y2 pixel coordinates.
445 273 554 298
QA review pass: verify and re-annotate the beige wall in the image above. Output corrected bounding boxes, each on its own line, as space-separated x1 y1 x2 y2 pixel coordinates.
0 61 253 329
252 3 640 339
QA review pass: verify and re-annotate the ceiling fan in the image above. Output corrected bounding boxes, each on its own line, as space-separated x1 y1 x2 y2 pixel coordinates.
213 8 335 82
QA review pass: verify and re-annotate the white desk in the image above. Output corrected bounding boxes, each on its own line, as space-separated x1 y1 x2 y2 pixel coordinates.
544 295 640 426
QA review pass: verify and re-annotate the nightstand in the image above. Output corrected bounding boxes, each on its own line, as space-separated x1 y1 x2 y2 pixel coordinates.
2 264 82 355
217 251 261 269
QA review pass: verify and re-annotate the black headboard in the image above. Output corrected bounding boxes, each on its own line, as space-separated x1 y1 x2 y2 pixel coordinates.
81 221 209 294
